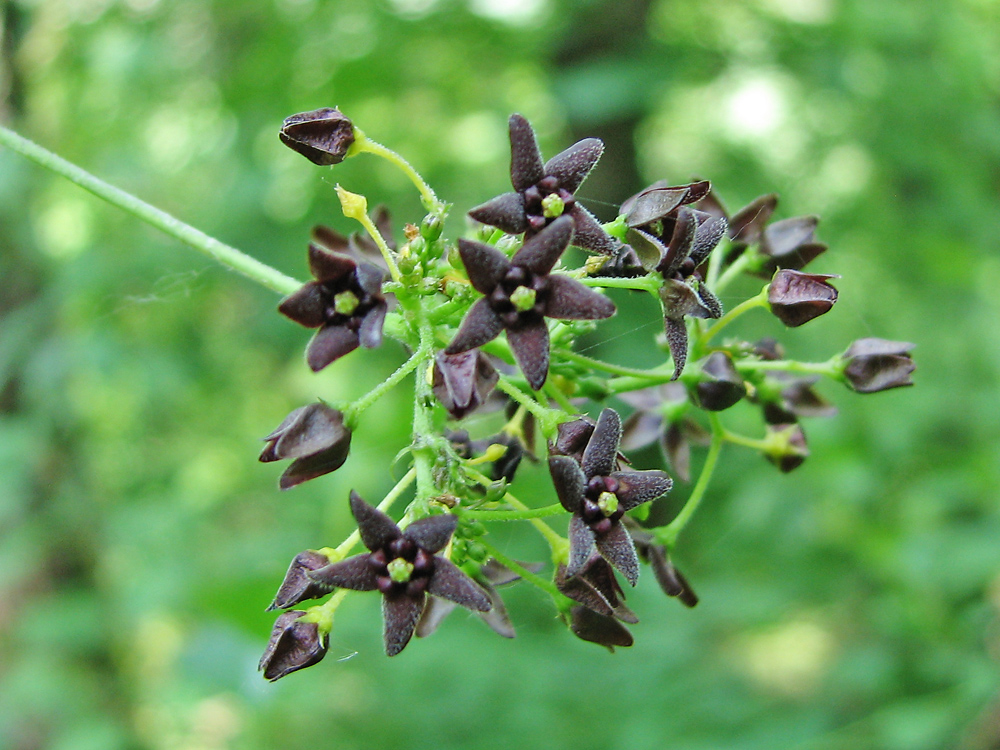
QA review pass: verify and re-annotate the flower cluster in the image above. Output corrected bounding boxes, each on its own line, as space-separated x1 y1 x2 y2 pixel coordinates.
255 108 915 677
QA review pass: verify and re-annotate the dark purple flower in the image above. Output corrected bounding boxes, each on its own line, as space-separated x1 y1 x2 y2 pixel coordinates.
619 383 709 482
549 408 672 585
555 556 638 624
757 375 837 425
268 550 334 611
624 518 699 608
417 559 534 640
693 351 747 412
768 269 838 327
432 349 499 420
841 338 916 393
279 244 387 372
567 605 634 651
468 114 618 255
445 216 615 390
259 403 352 490
310 492 491 656
621 182 726 379
259 610 328 681
279 107 355 166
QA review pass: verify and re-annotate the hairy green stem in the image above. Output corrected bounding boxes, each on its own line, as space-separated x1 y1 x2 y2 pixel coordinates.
462 503 565 521
578 274 661 294
495 375 560 437
480 540 572 608
0 125 301 296
411 309 438 504
701 287 769 343
555 347 671 379
352 131 444 213
734 357 841 378
657 412 724 549
343 349 423 429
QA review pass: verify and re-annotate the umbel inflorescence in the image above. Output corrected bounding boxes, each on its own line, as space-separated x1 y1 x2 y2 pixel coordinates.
257 108 916 680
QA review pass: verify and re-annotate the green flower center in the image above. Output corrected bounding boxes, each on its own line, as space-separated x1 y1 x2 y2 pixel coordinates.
387 557 414 583
597 491 619 516
510 285 537 312
541 193 565 218
334 290 361 315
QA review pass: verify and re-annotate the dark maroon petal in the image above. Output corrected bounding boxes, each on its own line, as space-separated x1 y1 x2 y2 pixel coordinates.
268 403 342 459
428 558 491 612
278 283 326 329
568 204 620 255
507 320 550 391
658 207 697 276
308 243 357 282
544 275 615 321
595 521 640 586
624 228 667 271
844 338 915 358
768 270 839 327
544 137 603 193
696 283 724 319
259 611 328 680
660 278 715 321
306 324 360 371
268 550 335 611
693 187 729 221
555 565 616 617
689 215 728 267
566 514 597 579
479 587 516 638
663 423 691 482
763 215 818 256
358 303 386 349
549 455 587 513
404 514 457 554
355 262 386 297
446 298 504 354
729 193 778 244
415 597 456 638
611 469 673 510
468 192 529 234
458 238 512 294
581 407 622 479
511 215 573 275
280 442 351 489
312 225 350 253
620 411 663 452
508 114 545 191
647 545 699 607
569 606 633 650
663 316 689 381
683 180 712 203
382 593 425 656
349 491 401 551
309 554 380 591
624 187 690 227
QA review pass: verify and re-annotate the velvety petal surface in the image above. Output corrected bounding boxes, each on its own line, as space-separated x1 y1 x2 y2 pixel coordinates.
569 204 620 255
511 215 573 275
566 514 597 579
549 455 587 513
544 137 603 193
569 606 633 651
349 491 401 551
404 514 458 554
611 469 673 510
507 320 550 391
382 593 425 656
544 275 616 321
468 192 529 234
308 243 357 282
659 207 697 276
309 554 379 591
270 404 344 459
595 520 640 586
508 114 545 191
279 443 351 490
428 558 492 612
581 408 622 479
663 316 689 381
278 284 326 329
358 303 386 349
306 324 359 372
458 238 512 294
446 298 504 354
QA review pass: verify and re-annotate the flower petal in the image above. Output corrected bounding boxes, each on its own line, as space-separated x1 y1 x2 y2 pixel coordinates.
349 491 401 551
511 215 573 275
663 316 689 381
479 587 516 638
382 593 425 656
569 204 619 255
624 228 666 271
508 114 545 191
595 521 640 586
468 192 529 234
544 275 616 321
308 243 357 282
458 238 513 294
270 403 345 459
355 262 386 297
566 514 597 579
689 215 728 268
544 137 603 193
415 596 457 638
311 225 350 253
308 554 379 591
763 215 818 256
404 514 457 554
556 565 616 617
662 422 691 482
358 303 386 349
624 186 690 227
581 407 622 479
611 469 673 510
278 283 326 329
569 606 633 651
446 298 504 354
658 207 697 276
507 320 550 391
306 324 360 372
280 442 352 489
429 558 491 611
548 455 587 513
728 193 777 245
620 411 663 451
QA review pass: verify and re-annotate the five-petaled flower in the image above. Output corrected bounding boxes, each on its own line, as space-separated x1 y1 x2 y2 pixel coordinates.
309 492 491 656
468 114 618 255
549 407 673 585
278 243 387 372
445 215 615 390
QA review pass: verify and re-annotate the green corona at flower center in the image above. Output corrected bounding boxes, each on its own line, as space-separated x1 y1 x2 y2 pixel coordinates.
387 557 414 583
510 285 537 312
542 193 565 218
597 491 619 516
334 290 360 315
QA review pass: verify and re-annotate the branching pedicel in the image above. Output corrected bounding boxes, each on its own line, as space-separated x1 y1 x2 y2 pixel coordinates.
0 110 917 679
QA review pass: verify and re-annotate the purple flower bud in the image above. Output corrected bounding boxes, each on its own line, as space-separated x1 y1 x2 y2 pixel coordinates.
432 349 499 420
763 423 809 473
768 269 839 327
268 550 334 611
259 610 328 681
260 403 352 490
841 338 916 393
694 351 747 411
279 107 355 166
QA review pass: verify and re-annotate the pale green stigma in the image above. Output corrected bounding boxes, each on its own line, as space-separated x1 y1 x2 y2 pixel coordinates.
510 285 537 312
387 558 414 584
542 193 565 218
597 491 619 516
334 290 360 315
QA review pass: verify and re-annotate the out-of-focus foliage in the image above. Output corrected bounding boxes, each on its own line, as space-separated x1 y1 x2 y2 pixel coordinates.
1 0 998 748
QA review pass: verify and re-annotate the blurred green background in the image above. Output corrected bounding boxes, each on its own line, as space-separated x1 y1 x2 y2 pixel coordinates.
1 0 998 748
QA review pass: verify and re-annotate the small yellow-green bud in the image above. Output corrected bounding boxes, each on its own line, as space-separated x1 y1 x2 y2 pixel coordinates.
510 285 537 312
482 443 509 462
333 290 360 316
387 558 414 583
597 491 619 516
421 213 444 241
336 185 368 221
542 193 565 218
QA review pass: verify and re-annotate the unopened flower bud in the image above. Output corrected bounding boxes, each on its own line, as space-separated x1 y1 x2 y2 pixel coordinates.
694 351 746 411
841 338 916 393
420 213 444 241
336 185 368 221
768 269 839 327
258 610 328 681
763 423 809 473
268 549 335 610
260 403 352 490
279 107 355 166
432 350 499 420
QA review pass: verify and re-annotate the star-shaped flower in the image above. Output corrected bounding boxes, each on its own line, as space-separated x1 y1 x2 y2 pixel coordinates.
468 114 618 255
548 407 673 585
278 243 387 372
309 492 491 656
445 215 615 390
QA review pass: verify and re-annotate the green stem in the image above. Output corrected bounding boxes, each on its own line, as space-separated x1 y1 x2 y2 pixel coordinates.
495 375 560 437
411 308 438 504
464 467 567 556
461 503 565 521
480 540 571 608
332 467 417 559
657 413 724 549
0 125 301 296
705 237 729 290
701 287 769 343
734 357 841 378
343 348 423 429
555 347 671 379
578 275 661 294
352 131 444 213
720 429 769 451
353 206 403 284
713 248 756 295
544 380 577 415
